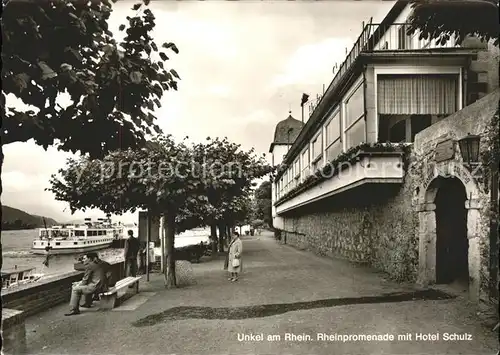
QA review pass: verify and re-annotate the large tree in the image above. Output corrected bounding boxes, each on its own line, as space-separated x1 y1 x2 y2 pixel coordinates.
1 0 180 269
2 0 179 156
254 180 272 228
407 0 499 46
49 136 207 287
48 135 272 287
191 138 272 252
229 192 254 233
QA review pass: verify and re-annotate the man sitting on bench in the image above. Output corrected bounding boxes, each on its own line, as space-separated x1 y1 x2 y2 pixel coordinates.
65 252 105 316
81 256 112 308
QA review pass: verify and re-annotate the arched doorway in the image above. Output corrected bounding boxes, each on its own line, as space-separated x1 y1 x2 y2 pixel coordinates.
434 177 469 287
417 161 482 302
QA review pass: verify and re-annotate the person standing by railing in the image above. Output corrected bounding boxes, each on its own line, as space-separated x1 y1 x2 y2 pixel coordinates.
124 230 140 278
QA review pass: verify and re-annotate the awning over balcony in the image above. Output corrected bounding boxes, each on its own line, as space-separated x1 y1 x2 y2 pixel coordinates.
377 74 457 115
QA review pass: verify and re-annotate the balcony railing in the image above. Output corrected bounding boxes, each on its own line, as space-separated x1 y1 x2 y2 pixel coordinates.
306 23 459 120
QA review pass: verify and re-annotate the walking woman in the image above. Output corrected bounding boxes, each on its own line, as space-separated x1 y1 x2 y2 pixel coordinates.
226 231 243 282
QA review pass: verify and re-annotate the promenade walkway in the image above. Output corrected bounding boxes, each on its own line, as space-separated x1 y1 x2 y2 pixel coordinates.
26 231 497 354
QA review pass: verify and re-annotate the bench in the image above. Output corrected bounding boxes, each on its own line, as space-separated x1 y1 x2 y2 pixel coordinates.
175 243 210 263
98 276 141 310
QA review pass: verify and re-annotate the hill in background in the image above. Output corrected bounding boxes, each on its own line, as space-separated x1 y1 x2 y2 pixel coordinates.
2 205 59 230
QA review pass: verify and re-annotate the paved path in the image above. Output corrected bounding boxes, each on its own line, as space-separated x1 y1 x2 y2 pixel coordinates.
26 232 498 354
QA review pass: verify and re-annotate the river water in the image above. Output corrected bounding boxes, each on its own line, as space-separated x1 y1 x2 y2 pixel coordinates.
1 229 123 279
1 228 211 279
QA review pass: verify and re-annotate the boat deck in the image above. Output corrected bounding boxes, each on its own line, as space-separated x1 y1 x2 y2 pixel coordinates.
1 267 36 276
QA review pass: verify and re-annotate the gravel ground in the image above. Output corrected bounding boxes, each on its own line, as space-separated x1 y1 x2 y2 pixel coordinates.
25 231 498 355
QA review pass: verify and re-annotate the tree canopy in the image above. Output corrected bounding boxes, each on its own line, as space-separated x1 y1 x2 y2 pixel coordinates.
407 0 499 46
47 134 273 286
2 0 180 158
190 137 271 227
47 135 205 216
253 180 272 227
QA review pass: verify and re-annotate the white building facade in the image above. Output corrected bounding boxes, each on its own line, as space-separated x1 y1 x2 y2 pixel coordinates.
269 0 499 310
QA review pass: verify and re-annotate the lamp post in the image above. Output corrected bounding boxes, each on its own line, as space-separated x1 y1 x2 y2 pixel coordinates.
458 133 481 167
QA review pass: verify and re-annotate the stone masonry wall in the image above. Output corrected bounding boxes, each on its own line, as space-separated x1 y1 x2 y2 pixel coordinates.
279 90 498 303
281 181 420 283
412 90 499 306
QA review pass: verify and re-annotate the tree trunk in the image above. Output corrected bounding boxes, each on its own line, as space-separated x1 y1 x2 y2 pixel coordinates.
0 144 3 271
160 216 165 273
217 223 226 252
210 223 218 257
163 212 176 288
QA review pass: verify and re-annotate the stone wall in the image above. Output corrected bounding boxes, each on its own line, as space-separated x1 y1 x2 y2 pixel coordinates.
2 308 27 354
280 181 419 282
411 90 499 307
2 259 126 318
277 90 498 306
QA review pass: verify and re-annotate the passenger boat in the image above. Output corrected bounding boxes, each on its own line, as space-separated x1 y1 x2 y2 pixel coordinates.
31 217 126 255
1 267 44 289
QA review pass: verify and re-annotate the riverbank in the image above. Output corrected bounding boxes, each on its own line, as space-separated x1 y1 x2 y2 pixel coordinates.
2 229 123 279
2 228 211 279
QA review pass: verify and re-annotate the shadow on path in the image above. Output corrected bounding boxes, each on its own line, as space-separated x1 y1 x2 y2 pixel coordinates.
132 289 454 327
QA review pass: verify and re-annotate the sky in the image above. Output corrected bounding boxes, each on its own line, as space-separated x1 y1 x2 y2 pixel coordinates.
2 0 395 224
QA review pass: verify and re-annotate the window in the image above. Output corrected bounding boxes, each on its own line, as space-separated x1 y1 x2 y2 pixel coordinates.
311 132 323 172
311 132 322 161
398 25 408 49
345 120 366 149
294 159 300 177
389 119 406 142
345 84 364 127
344 83 365 150
293 158 300 185
379 114 433 143
325 111 341 162
377 74 458 115
411 115 432 141
312 159 321 172
326 112 340 146
301 148 310 179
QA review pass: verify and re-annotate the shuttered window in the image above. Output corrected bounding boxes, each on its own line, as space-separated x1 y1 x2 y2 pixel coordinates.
377 74 457 115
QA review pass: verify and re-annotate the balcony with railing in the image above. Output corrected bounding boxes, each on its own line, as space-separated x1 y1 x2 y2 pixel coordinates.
305 23 459 121
274 23 466 213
